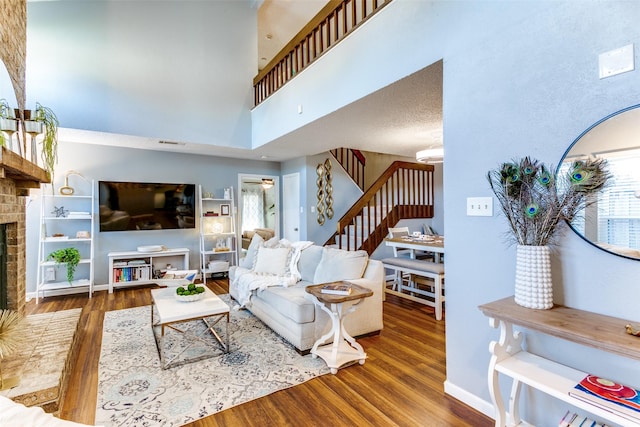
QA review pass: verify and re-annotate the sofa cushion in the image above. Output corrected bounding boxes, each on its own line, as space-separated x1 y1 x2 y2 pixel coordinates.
313 247 369 284
298 245 324 283
253 246 292 276
255 283 315 324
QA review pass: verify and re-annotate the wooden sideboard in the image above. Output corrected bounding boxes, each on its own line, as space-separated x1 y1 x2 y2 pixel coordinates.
479 297 640 427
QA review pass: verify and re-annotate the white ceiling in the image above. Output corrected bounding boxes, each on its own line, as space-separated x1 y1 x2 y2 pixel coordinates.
61 0 443 162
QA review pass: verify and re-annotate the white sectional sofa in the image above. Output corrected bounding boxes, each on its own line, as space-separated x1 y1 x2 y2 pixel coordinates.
229 237 384 353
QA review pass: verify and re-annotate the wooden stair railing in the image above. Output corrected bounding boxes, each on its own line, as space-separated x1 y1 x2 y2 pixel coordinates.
324 161 434 254
253 0 393 106
330 148 365 191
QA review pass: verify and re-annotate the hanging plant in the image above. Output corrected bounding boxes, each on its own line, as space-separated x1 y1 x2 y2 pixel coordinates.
47 247 80 283
34 102 59 181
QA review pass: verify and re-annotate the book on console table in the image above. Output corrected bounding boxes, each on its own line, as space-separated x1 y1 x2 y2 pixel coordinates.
320 282 353 295
569 374 640 424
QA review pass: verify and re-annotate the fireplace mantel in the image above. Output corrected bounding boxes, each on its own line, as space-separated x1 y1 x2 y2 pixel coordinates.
0 147 50 195
0 146 49 315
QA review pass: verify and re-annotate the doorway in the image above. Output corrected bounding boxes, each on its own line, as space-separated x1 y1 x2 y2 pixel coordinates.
237 174 280 250
282 173 300 242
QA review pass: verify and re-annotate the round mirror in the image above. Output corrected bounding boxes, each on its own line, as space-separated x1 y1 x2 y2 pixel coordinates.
560 104 640 260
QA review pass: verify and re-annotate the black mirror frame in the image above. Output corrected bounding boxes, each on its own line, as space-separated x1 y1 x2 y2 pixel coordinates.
558 103 640 261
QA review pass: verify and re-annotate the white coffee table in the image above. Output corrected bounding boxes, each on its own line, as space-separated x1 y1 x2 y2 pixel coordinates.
151 286 230 369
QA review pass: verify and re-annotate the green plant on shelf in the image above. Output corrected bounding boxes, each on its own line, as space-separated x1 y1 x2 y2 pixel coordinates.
47 247 80 283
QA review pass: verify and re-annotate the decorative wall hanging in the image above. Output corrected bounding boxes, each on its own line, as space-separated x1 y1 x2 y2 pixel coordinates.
324 158 334 219
316 163 325 225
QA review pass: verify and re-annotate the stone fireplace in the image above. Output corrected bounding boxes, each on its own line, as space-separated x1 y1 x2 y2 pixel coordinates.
0 147 49 316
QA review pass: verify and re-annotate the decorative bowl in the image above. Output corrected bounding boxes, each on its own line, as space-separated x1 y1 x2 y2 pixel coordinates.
174 292 204 302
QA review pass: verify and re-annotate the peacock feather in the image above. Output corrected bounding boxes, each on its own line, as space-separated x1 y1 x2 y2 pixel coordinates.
488 156 610 246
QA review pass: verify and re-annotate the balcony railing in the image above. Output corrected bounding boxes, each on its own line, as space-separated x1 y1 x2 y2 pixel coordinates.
253 0 393 106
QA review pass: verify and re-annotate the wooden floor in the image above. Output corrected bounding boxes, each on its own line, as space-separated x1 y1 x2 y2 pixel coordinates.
26 279 494 427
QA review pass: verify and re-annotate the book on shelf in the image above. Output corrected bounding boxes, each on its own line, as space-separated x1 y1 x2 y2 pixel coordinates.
320 282 352 295
569 374 640 424
559 410 608 427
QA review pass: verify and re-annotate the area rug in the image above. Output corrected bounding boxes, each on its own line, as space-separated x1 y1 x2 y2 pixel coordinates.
96 294 328 426
0 308 82 414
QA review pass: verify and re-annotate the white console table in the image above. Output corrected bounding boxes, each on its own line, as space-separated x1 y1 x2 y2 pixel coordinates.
479 297 640 427
108 248 190 293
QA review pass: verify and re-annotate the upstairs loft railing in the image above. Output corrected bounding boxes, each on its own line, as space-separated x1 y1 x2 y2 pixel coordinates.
253 0 393 106
325 161 434 254
330 148 366 191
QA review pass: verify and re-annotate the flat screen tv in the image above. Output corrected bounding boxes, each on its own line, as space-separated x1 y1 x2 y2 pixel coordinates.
98 181 196 232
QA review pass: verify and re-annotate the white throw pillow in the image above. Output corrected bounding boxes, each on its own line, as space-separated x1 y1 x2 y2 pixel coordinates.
313 247 369 284
240 232 264 269
253 246 292 276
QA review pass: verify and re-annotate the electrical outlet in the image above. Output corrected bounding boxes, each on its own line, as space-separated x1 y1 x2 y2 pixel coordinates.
467 197 493 216
45 267 56 281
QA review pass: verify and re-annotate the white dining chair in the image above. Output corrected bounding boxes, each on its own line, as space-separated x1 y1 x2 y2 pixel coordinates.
388 227 412 290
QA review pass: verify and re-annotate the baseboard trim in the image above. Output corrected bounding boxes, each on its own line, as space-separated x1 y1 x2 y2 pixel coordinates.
444 379 495 420
26 284 110 301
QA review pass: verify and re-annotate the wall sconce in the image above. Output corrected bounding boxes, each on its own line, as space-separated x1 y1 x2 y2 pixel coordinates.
261 178 274 189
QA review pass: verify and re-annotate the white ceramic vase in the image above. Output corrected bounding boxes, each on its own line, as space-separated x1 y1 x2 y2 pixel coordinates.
514 244 553 309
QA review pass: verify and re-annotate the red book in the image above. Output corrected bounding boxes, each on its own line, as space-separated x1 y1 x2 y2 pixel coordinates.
569 374 640 423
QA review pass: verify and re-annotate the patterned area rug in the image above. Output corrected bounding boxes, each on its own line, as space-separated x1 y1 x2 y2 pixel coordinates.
96 294 328 426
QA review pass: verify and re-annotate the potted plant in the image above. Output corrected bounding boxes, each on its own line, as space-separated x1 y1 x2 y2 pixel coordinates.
47 247 80 284
487 156 609 309
0 99 16 149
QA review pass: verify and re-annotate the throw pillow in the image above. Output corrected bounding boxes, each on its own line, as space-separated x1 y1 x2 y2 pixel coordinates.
298 245 324 283
240 232 264 269
253 246 292 276
313 247 369 284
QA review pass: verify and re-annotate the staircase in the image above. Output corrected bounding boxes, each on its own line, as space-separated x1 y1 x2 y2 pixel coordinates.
325 161 434 254
330 148 366 191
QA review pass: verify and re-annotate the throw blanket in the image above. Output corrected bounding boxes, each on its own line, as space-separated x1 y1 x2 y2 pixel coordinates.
231 267 297 307
232 240 314 307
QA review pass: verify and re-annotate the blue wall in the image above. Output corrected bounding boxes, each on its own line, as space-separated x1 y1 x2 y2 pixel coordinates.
254 1 640 424
26 141 280 291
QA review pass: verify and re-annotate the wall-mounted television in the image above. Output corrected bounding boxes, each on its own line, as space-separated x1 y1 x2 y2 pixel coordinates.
98 181 196 232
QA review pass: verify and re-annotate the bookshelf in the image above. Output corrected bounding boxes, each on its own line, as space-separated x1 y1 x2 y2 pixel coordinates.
36 182 95 302
479 297 640 427
198 185 237 285
107 248 190 293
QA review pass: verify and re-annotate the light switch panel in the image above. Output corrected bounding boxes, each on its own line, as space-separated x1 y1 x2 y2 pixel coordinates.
467 197 493 216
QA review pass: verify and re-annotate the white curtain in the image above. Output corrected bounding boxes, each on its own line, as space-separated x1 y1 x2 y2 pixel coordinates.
242 187 265 230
